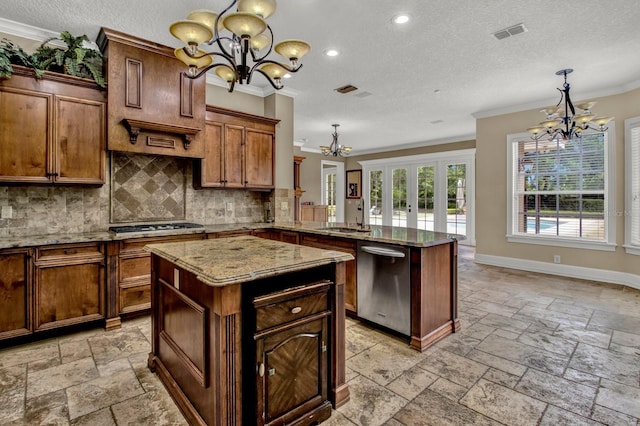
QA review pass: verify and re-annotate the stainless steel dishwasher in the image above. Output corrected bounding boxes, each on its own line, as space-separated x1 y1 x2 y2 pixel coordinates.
357 242 410 335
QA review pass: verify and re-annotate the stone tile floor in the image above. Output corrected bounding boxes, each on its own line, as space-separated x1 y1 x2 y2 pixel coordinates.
1 246 639 425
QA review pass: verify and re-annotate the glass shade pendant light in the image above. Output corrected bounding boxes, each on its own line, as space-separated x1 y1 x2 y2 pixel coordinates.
169 0 310 92
527 69 613 140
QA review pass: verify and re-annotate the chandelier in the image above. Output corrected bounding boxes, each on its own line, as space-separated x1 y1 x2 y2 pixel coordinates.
169 0 310 92
320 124 352 157
527 69 613 140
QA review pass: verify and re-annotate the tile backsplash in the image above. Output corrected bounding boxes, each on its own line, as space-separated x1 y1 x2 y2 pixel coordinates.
111 153 187 223
0 153 292 238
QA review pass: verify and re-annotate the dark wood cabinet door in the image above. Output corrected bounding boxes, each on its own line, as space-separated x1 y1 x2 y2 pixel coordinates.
0 87 51 183
34 261 105 331
224 124 245 188
195 121 224 188
34 243 105 331
54 96 106 184
245 129 274 189
0 249 32 339
256 318 328 425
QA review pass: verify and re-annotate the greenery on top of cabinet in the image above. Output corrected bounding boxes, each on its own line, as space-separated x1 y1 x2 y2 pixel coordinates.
0 31 104 87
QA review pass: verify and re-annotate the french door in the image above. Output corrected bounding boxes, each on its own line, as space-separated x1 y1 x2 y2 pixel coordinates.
361 150 475 245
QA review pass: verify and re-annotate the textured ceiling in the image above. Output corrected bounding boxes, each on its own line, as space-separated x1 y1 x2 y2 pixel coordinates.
1 0 640 154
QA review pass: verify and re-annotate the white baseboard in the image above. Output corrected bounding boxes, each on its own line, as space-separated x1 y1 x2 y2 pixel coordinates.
474 253 640 291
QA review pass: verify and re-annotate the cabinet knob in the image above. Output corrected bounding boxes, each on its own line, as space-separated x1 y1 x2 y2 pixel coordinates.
257 363 265 377
290 306 302 314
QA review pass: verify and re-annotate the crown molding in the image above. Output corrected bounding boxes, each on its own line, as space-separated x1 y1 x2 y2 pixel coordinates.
0 17 59 41
472 82 640 119
206 73 297 99
352 133 476 156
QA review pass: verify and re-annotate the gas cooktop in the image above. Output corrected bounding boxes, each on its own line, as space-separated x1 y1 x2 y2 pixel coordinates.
108 222 204 234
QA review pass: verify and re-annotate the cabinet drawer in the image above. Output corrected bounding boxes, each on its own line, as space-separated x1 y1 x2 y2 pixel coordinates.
119 256 150 281
119 282 151 314
120 233 205 254
254 281 330 332
300 234 356 251
37 243 104 261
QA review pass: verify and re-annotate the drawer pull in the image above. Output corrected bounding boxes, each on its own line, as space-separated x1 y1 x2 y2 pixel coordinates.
290 306 302 314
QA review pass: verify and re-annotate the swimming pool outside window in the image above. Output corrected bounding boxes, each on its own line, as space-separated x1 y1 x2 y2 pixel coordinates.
507 131 616 251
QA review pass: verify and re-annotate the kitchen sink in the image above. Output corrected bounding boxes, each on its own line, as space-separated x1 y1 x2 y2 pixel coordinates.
319 227 370 233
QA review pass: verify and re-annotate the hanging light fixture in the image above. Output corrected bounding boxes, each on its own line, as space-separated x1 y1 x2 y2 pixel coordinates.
527 69 613 140
169 0 310 92
320 124 352 157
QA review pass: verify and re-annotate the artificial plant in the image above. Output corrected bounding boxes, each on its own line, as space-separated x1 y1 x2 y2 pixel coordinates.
32 31 105 87
0 38 44 79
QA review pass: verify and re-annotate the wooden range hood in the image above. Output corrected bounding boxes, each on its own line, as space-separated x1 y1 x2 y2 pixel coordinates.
97 28 206 159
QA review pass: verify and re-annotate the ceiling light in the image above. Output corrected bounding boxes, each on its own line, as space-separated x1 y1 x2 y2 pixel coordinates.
320 124 352 157
527 69 613 140
393 14 410 24
170 0 310 92
325 49 340 57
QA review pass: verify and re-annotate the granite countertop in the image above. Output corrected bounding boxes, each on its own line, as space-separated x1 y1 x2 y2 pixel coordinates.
0 221 462 250
0 223 273 250
144 235 354 287
277 223 464 248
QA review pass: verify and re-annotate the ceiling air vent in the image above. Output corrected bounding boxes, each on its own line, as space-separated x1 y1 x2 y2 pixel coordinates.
335 84 358 94
492 23 527 40
354 91 372 98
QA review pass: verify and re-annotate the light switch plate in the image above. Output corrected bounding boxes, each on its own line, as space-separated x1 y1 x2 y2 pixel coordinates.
226 202 233 212
280 201 288 210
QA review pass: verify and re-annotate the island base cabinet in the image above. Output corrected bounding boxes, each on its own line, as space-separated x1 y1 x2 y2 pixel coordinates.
148 253 348 426
254 282 331 426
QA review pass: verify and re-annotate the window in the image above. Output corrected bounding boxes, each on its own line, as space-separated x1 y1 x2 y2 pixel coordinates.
361 149 475 245
368 170 383 225
625 117 640 255
507 131 615 250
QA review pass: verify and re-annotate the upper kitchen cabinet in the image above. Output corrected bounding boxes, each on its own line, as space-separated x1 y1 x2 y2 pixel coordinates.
0 66 106 184
97 28 206 158
194 105 279 190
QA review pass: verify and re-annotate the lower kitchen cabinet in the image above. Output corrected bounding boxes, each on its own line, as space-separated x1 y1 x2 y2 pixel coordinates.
34 243 105 331
111 233 206 320
0 248 32 340
253 281 331 425
299 234 357 313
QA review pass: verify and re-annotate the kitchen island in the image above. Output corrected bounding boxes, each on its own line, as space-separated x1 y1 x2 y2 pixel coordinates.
274 223 462 352
144 236 353 426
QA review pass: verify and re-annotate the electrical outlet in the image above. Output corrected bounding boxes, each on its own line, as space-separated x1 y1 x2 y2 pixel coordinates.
281 201 288 210
226 202 233 212
1 205 12 219
553 255 561 264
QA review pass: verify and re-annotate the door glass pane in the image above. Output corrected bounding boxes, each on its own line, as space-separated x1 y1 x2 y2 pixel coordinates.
324 172 337 222
369 170 383 225
447 164 467 235
392 168 407 227
417 166 435 231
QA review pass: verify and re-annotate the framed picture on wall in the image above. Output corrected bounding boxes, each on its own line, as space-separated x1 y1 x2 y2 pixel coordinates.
346 169 362 199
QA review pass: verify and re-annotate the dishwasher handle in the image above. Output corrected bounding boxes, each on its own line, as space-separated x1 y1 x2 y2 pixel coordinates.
360 246 406 258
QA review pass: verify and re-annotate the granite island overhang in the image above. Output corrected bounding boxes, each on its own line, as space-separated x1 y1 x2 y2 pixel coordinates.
144 236 353 426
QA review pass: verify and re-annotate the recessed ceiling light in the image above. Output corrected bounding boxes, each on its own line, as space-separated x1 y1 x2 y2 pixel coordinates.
433 89 441 94
393 14 410 24
325 49 340 57
283 73 291 79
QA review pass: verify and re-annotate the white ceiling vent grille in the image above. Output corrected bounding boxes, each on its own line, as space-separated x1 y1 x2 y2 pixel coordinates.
492 23 527 40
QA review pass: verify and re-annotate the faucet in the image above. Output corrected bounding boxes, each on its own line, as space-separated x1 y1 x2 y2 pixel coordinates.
355 198 366 229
